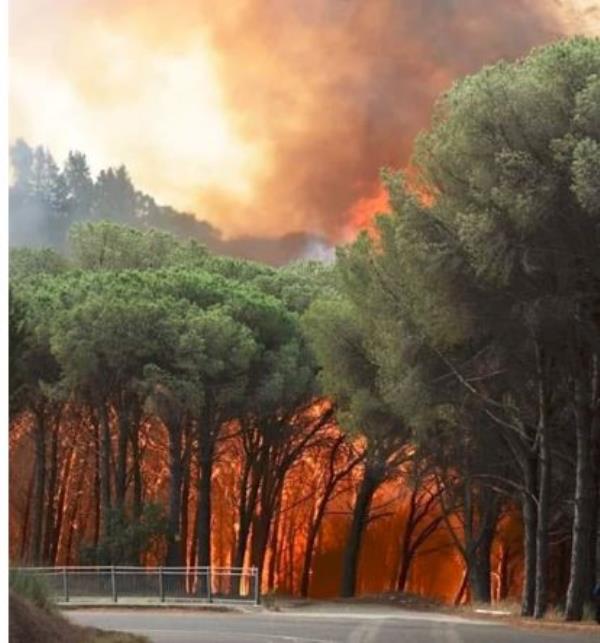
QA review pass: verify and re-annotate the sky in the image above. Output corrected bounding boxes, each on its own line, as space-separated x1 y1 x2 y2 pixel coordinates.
9 0 600 242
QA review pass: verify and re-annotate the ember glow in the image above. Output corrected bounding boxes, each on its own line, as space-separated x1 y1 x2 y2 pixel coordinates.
9 0 597 242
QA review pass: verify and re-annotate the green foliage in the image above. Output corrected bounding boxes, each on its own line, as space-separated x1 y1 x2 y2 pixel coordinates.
9 247 70 282
80 504 167 565
68 221 208 271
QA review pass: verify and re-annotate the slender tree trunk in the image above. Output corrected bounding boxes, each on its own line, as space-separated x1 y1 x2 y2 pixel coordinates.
20 468 35 562
190 494 199 568
166 423 183 566
234 464 257 567
29 410 46 564
467 532 493 603
498 545 511 601
267 506 281 592
98 402 112 540
534 445 551 618
565 383 594 621
115 401 130 511
50 446 74 564
92 419 101 549
286 515 296 593
180 429 192 569
42 418 60 563
534 344 551 619
521 455 538 616
196 430 215 595
63 447 88 564
251 499 277 584
589 401 600 594
196 444 214 567
300 495 329 597
464 482 496 604
397 550 415 594
397 486 418 593
454 567 469 606
130 425 143 523
232 458 262 594
339 467 379 598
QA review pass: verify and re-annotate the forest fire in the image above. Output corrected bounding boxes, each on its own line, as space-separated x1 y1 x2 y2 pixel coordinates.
8 397 522 603
8 1 600 634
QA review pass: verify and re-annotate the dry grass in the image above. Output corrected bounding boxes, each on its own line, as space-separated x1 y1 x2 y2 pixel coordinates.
9 592 148 643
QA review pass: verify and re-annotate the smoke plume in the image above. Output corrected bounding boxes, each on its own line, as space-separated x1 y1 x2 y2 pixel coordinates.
10 0 594 253
190 0 565 239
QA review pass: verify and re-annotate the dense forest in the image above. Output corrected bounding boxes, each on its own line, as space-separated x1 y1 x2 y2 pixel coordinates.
9 38 600 622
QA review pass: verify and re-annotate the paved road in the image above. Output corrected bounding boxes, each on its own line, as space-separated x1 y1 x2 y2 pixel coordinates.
66 606 597 642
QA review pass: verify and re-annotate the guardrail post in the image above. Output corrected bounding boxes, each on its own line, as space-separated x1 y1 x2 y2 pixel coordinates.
111 565 117 603
159 566 164 602
207 568 212 603
63 567 69 603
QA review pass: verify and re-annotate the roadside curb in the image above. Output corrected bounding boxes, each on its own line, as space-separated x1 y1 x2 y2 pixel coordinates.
58 602 254 613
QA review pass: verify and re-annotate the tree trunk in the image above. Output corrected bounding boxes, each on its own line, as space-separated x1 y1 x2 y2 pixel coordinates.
20 468 35 562
397 549 415 594
589 400 600 594
196 431 215 595
233 464 257 567
533 443 551 618
63 447 89 564
565 385 594 621
464 484 496 604
98 402 112 540
29 410 46 564
115 401 131 511
92 418 101 549
339 467 379 598
267 506 281 592
42 418 60 563
49 446 74 564
130 425 143 523
521 455 538 616
251 499 278 584
166 423 183 566
232 459 262 594
397 486 418 593
533 341 552 618
497 545 511 601
180 429 192 568
285 516 295 593
454 567 469 606
300 495 329 597
468 539 492 603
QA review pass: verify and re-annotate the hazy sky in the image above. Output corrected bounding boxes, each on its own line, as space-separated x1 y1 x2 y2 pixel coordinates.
9 0 600 240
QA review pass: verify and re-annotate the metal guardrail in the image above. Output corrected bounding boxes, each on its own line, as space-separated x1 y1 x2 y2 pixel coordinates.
11 566 260 605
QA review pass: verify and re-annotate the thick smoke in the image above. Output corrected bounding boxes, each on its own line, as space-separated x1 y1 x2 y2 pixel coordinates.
10 0 590 259
193 0 563 240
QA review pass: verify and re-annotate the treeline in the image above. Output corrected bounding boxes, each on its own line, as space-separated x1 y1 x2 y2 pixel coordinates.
8 222 468 603
8 141 327 265
304 38 600 620
8 37 600 622
9 221 331 576
9 141 220 251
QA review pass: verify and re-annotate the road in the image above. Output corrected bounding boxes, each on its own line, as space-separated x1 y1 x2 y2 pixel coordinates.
66 604 598 642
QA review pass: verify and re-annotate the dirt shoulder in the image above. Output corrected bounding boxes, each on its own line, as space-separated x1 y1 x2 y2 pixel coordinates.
9 592 149 643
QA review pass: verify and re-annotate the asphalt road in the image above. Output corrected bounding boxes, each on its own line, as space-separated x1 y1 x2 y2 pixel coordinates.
66 605 599 643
